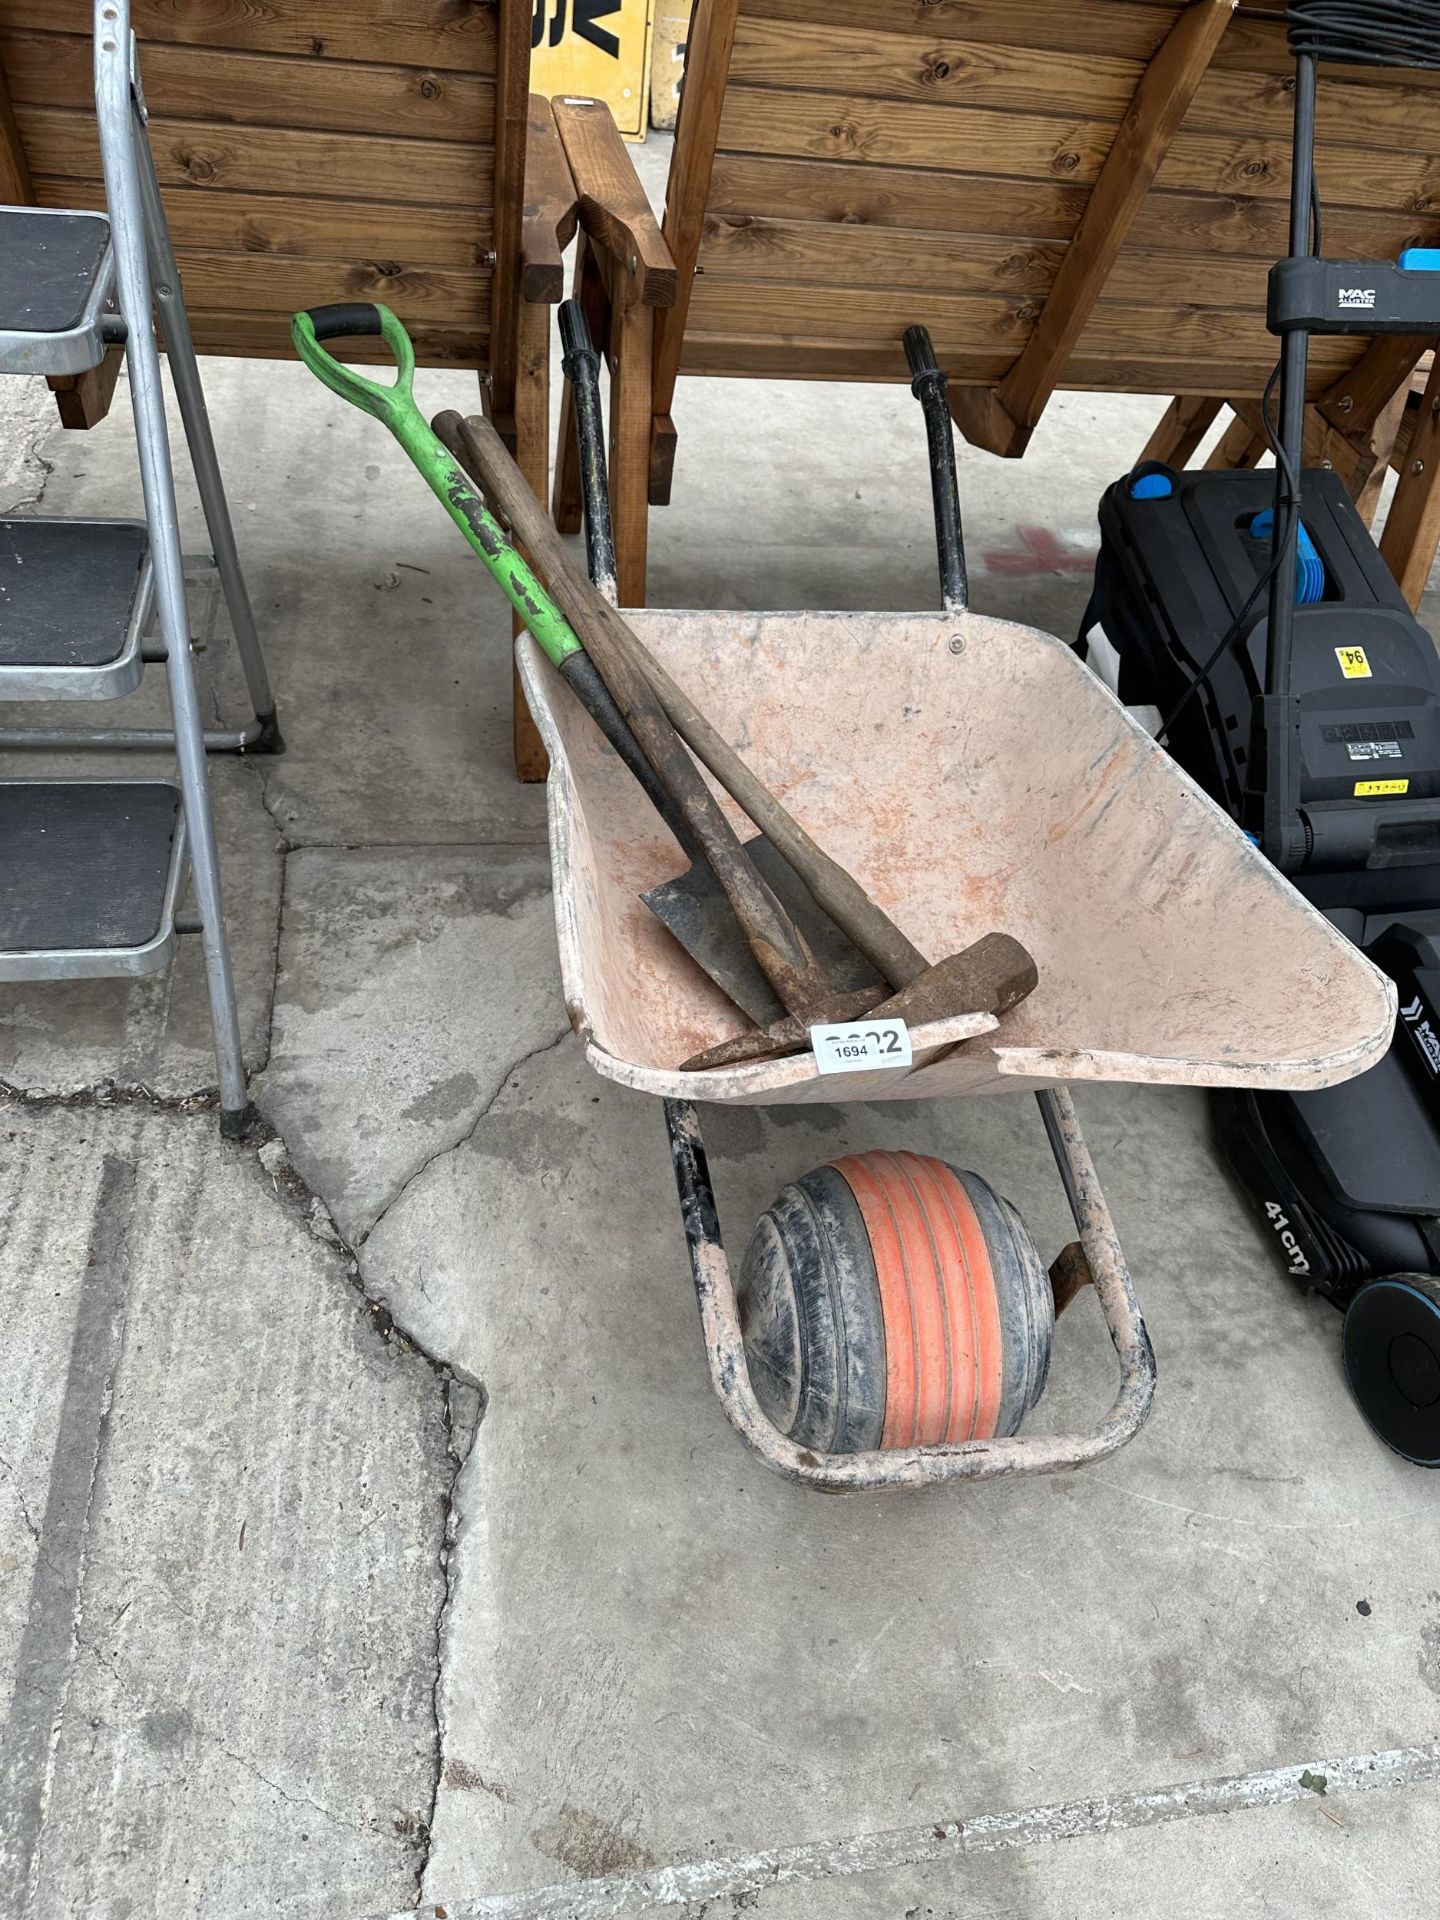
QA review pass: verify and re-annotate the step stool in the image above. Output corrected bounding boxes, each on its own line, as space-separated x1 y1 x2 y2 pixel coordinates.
0 781 186 972
0 2 281 1136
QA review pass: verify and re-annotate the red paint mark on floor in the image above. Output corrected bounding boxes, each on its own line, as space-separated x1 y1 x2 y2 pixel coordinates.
983 526 1096 575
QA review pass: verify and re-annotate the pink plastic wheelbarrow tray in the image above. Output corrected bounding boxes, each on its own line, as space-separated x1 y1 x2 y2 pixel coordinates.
517 607 1395 1492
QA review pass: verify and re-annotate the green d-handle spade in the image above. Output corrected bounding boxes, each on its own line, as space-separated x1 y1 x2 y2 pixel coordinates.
291 302 585 674
290 302 853 1028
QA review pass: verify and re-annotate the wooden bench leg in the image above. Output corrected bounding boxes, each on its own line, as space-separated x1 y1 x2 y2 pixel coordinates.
1205 412 1267 472
1381 355 1440 611
1353 382 1409 531
609 279 653 608
512 296 551 782
1140 396 1222 468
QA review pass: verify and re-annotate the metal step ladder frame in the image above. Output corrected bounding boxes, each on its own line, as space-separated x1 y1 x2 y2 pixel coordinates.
0 2 265 1131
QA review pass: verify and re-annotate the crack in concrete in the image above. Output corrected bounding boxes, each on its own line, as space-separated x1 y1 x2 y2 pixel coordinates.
248 1121 480 1396
249 1015 572 1906
356 1024 572 1255
251 754 294 856
0 1452 42 1544
312 1021 579 1907
247 1117 487 1910
214 1741 359 1835
254 1016 580 1905
0 1077 222 1118
77 1632 365 1839
3 396 57 515
416 1378 480 1909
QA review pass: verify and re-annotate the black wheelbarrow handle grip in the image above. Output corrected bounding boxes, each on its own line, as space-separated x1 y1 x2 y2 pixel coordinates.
302 301 386 344
559 299 599 367
903 323 941 387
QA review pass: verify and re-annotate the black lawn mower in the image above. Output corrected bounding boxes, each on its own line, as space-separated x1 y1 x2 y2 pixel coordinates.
1084 0 1440 1463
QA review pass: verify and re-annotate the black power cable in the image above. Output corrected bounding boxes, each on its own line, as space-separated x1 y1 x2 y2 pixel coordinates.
1157 363 1302 747
1287 2 1440 70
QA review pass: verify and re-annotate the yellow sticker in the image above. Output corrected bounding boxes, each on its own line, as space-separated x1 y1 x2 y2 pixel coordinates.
1336 646 1373 679
1355 779 1409 797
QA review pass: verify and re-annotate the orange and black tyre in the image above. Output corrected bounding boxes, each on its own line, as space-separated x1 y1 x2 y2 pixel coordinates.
737 1150 1053 1455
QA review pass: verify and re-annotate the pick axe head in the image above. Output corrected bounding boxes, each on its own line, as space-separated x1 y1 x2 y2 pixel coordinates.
679 933 1039 1072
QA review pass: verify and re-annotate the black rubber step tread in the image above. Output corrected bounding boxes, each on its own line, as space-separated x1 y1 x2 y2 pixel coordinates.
0 209 111 333
0 783 180 952
0 519 148 669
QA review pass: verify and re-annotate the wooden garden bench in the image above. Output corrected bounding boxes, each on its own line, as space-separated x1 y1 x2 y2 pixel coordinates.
566 0 1440 611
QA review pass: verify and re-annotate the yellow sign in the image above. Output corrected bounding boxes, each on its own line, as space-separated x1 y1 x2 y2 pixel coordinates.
650 3 692 130
532 0 654 140
1336 646 1372 679
1355 779 1409 797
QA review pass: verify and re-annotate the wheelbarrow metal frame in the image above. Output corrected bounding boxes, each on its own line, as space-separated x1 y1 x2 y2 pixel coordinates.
664 1087 1157 1492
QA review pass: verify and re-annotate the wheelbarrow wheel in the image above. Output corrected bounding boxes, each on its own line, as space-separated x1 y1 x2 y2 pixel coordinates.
737 1150 1053 1456
1343 1274 1440 1467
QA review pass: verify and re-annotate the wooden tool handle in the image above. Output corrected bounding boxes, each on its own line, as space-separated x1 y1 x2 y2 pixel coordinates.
436 410 837 1016
435 411 929 993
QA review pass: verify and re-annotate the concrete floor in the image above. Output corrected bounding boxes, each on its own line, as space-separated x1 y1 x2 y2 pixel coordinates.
4 203 1440 1917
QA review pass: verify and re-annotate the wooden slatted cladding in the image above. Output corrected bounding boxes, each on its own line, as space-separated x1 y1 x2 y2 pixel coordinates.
684 0 1440 398
0 0 505 364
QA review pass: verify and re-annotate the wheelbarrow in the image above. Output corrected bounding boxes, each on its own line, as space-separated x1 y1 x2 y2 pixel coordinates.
292 305 1395 1494
508 343 1395 1495
517 598 1395 1488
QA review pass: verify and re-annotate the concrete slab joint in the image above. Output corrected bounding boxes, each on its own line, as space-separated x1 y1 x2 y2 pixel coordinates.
249 1121 492 1902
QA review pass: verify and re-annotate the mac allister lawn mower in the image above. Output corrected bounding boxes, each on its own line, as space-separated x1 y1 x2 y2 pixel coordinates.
1086 0 1440 1464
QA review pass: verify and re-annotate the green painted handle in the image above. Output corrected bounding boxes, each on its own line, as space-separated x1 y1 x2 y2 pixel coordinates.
290 303 582 668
